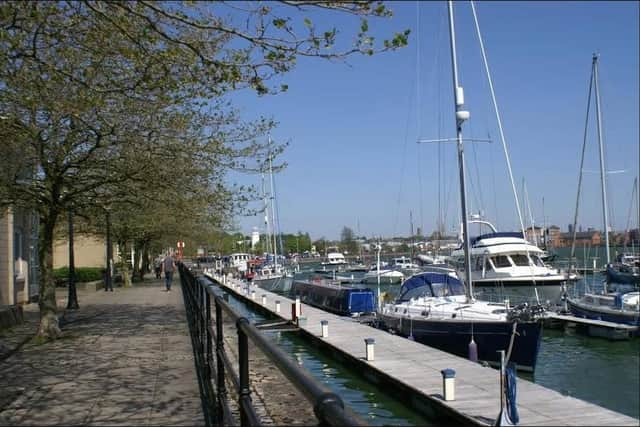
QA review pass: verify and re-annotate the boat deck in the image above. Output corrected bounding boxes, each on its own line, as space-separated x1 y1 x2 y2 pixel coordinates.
206 272 638 426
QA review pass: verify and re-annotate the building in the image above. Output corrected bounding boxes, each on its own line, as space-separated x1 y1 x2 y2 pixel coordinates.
559 230 602 247
250 227 260 249
547 226 562 248
0 208 39 306
52 234 111 269
524 226 544 246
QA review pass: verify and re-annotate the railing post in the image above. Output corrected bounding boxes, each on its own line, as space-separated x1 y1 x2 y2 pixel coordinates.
215 297 227 423
237 317 251 427
205 290 212 383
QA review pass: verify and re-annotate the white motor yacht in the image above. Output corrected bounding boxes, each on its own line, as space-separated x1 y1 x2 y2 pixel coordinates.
450 221 577 306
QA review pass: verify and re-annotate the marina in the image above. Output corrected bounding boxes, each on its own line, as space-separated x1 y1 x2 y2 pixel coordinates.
204 270 638 426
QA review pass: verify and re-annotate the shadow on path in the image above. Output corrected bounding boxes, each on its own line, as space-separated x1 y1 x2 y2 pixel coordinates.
0 282 204 426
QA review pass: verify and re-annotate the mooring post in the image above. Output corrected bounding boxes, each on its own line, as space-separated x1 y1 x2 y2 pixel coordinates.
321 320 329 338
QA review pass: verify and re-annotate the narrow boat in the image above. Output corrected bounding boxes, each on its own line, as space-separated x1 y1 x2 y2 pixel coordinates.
290 278 375 317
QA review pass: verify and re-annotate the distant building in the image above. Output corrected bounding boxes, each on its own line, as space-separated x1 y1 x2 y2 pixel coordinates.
559 230 601 247
250 227 260 248
547 226 562 248
525 226 544 246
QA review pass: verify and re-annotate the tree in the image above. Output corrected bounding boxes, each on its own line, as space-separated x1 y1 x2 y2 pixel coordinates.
0 1 408 340
340 226 358 254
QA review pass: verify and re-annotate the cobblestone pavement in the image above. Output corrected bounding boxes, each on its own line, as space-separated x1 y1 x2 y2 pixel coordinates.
0 277 204 426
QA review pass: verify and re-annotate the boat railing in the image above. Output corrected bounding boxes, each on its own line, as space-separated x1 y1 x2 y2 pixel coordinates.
178 264 366 427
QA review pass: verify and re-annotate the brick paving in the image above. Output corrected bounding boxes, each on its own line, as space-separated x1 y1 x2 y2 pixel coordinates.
0 277 204 426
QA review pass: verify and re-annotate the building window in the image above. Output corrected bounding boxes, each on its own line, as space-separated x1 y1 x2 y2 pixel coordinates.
14 228 23 261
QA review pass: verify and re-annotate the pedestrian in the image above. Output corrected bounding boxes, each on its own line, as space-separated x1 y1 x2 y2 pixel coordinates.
161 253 176 292
154 256 163 279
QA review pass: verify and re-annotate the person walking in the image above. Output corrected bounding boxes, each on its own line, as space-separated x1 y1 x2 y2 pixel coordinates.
161 253 176 292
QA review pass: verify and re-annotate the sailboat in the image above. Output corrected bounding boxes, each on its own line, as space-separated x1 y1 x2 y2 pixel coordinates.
567 55 640 330
252 137 292 292
606 178 640 286
379 1 544 372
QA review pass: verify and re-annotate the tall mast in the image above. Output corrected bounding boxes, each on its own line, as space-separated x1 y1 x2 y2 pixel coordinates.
593 54 611 265
267 135 278 268
447 1 473 302
261 172 272 256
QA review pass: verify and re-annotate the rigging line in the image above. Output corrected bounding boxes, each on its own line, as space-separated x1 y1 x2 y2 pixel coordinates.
437 7 447 236
470 1 525 235
392 57 417 238
570 62 593 263
623 177 638 246
467 120 486 215
489 132 500 229
416 0 425 235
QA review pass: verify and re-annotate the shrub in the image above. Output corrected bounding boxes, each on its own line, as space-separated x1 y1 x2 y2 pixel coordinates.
53 266 103 284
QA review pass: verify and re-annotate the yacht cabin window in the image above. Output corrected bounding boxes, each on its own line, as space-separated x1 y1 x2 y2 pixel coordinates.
491 255 512 268
510 254 531 266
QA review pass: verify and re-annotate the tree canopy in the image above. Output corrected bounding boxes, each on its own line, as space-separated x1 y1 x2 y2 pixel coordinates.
0 1 408 339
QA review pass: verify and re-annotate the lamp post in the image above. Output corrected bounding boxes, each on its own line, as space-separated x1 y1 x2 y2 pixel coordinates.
105 209 114 292
67 209 79 309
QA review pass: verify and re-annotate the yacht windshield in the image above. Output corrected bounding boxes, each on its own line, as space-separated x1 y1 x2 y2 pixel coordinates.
396 273 465 302
510 254 531 266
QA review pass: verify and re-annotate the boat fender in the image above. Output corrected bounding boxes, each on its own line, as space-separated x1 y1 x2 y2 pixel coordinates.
468 337 478 362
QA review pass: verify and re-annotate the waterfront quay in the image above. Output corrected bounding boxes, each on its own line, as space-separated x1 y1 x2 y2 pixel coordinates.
0 278 204 426
206 272 638 426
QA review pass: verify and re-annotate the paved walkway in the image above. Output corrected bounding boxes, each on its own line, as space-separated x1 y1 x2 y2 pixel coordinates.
0 277 204 426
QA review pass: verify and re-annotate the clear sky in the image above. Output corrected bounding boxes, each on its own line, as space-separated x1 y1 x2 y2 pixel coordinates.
227 1 639 241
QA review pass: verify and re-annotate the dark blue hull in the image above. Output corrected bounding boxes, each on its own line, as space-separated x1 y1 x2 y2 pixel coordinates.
380 315 543 372
567 298 640 334
290 280 375 316
606 265 640 285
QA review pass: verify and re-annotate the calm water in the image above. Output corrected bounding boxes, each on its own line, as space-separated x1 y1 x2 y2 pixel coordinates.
223 266 640 422
215 286 433 426
533 328 640 419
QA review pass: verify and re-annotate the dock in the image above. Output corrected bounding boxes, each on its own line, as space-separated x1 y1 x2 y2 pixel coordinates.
205 272 638 426
545 312 639 340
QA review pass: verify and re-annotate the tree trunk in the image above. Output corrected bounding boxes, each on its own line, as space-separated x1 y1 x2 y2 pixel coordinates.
140 239 151 281
118 240 132 288
132 239 143 282
37 213 61 340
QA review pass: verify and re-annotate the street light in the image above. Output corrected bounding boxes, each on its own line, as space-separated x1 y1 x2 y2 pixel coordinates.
105 208 113 292
67 209 79 309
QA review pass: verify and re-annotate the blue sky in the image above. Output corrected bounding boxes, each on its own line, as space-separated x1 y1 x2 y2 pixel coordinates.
227 1 639 241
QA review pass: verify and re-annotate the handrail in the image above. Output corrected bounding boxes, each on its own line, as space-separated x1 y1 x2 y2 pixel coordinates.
178 264 367 427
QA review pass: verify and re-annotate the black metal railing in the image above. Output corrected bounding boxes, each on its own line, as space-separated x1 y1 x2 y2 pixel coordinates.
179 264 366 427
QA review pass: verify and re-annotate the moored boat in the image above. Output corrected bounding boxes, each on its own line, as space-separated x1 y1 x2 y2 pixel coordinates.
290 278 375 317
379 271 544 372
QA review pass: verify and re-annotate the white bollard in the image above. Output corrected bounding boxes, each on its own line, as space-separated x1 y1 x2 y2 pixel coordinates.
261 294 267 305
441 369 456 401
295 297 301 318
275 300 281 313
321 320 329 338
251 290 256 300
365 338 375 361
